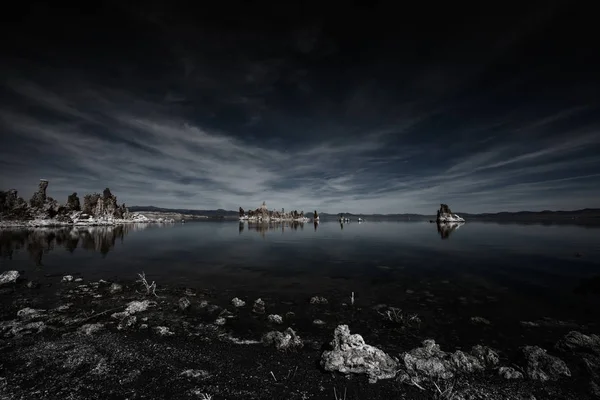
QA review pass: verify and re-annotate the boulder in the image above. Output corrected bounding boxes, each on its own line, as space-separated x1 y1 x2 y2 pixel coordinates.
267 314 283 324
522 346 571 381
556 331 600 355
321 325 397 383
400 340 498 383
179 297 191 311
262 327 303 351
231 297 246 307
556 331 600 397
499 366 524 379
0 270 20 286
252 298 265 314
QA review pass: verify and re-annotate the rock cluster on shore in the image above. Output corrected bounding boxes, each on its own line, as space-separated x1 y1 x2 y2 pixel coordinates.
1 269 599 399
0 179 174 227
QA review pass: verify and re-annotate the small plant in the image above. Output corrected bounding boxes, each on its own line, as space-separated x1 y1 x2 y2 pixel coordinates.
136 272 158 297
333 386 347 400
380 307 421 327
433 378 457 400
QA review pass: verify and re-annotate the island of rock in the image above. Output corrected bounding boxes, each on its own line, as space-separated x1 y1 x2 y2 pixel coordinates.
436 203 465 223
239 202 312 223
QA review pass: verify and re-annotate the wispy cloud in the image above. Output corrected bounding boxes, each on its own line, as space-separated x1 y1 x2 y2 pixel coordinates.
1 4 600 216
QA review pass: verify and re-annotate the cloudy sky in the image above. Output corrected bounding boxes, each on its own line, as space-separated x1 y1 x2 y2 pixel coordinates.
1 2 599 214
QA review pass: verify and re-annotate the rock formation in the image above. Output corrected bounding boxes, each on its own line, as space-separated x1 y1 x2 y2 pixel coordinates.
321 325 398 383
81 188 127 219
1 179 132 224
66 193 81 212
436 203 465 223
29 179 49 209
0 189 30 219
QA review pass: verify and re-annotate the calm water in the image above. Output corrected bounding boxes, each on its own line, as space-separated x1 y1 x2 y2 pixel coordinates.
1 221 599 328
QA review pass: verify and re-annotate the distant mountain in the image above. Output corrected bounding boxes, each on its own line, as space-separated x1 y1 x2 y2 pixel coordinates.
128 206 238 218
129 206 600 221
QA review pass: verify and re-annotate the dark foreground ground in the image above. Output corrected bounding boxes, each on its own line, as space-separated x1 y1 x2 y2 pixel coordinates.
1 272 599 400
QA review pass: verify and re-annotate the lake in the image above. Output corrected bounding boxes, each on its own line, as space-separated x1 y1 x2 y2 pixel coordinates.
2 221 599 329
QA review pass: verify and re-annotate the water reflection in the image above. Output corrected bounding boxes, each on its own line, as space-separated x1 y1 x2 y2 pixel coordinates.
238 221 308 237
436 222 464 239
0 224 151 266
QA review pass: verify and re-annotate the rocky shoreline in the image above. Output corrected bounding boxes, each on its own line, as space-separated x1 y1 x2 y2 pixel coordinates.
1 180 175 227
1 270 598 399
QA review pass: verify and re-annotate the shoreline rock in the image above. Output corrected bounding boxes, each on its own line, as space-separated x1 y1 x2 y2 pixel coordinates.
321 325 398 383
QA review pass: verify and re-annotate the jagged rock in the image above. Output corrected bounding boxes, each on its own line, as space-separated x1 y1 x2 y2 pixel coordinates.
179 297 191 311
62 275 74 282
252 298 265 314
66 193 81 212
267 314 283 324
556 331 600 398
29 179 48 209
262 327 303 351
499 366 524 379
522 346 571 381
400 340 497 383
436 203 465 223
310 296 328 304
471 345 500 367
321 325 397 383
1 190 31 219
231 297 246 307
0 270 19 286
556 331 600 355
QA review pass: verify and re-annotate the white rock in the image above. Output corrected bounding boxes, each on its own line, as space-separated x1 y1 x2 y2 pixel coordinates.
109 283 123 293
214 317 226 326
111 300 153 319
310 296 328 304
0 270 20 285
321 325 397 383
153 326 174 336
313 319 326 326
17 307 46 320
80 323 105 335
231 297 246 307
267 314 283 324
62 275 74 282
262 328 303 351
180 369 211 379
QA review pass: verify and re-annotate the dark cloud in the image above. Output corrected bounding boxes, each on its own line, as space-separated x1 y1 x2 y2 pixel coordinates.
0 1 599 213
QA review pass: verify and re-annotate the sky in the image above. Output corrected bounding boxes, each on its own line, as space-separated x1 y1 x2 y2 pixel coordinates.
1 2 599 214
